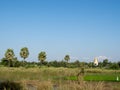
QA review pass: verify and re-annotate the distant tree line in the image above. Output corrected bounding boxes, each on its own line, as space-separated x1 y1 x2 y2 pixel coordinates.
0 47 120 69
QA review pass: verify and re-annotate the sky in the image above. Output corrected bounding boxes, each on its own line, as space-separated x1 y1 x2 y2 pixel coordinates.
0 0 120 62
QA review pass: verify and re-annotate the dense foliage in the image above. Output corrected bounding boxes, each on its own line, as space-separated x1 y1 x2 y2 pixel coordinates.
20 47 29 61
0 59 120 69
38 51 47 64
0 48 120 69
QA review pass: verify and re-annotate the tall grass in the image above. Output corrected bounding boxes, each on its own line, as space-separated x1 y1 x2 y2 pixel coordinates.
22 80 120 90
0 67 120 90
0 67 78 81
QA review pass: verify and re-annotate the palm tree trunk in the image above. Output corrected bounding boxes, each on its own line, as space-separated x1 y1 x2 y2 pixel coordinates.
40 60 44 67
23 58 25 67
9 60 11 67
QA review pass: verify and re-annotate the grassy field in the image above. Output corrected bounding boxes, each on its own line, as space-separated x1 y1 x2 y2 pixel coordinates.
84 74 120 82
0 67 120 90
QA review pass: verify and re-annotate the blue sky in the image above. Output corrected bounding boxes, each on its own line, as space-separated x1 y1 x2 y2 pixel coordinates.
0 0 120 62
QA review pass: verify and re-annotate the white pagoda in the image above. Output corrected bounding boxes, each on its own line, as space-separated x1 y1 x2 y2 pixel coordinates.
93 57 98 66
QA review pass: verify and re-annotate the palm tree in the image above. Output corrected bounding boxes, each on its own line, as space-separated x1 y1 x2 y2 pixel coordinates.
64 55 70 67
20 47 29 66
38 51 46 65
5 49 15 67
64 55 70 63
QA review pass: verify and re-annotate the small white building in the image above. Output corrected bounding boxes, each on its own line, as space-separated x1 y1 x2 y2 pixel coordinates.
94 57 98 66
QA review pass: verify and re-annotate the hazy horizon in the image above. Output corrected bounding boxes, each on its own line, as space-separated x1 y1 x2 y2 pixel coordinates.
0 0 120 62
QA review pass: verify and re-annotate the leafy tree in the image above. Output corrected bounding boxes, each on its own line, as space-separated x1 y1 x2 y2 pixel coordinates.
1 58 9 66
103 59 108 67
12 57 19 67
4 49 15 67
74 60 81 67
118 61 120 67
64 55 70 63
38 51 47 64
98 62 103 68
20 47 29 66
110 63 119 70
64 55 70 67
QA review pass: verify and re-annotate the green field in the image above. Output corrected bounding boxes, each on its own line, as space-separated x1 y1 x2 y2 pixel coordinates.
84 74 120 82
61 74 120 82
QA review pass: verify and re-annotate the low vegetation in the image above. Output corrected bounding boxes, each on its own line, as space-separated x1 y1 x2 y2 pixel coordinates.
0 67 120 90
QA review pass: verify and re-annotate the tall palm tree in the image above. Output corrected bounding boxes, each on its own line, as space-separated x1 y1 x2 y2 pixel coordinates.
38 51 46 65
64 55 70 67
64 55 70 63
5 49 15 67
20 47 29 66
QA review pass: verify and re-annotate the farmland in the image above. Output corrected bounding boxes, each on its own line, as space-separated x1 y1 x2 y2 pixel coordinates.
0 67 120 90
1 47 120 90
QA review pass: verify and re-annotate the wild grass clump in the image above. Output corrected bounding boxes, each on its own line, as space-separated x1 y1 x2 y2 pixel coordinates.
86 68 120 73
52 80 105 90
0 80 22 90
21 80 53 90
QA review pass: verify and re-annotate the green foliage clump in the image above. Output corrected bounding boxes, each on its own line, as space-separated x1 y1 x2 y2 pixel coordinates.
38 51 47 64
64 55 70 62
20 47 29 60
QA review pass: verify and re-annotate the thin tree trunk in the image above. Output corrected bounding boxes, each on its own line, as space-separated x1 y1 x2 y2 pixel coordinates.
41 61 43 67
9 60 11 67
39 62 42 68
23 58 25 67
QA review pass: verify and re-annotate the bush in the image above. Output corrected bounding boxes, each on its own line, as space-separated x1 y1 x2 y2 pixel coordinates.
109 63 119 70
0 81 22 90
